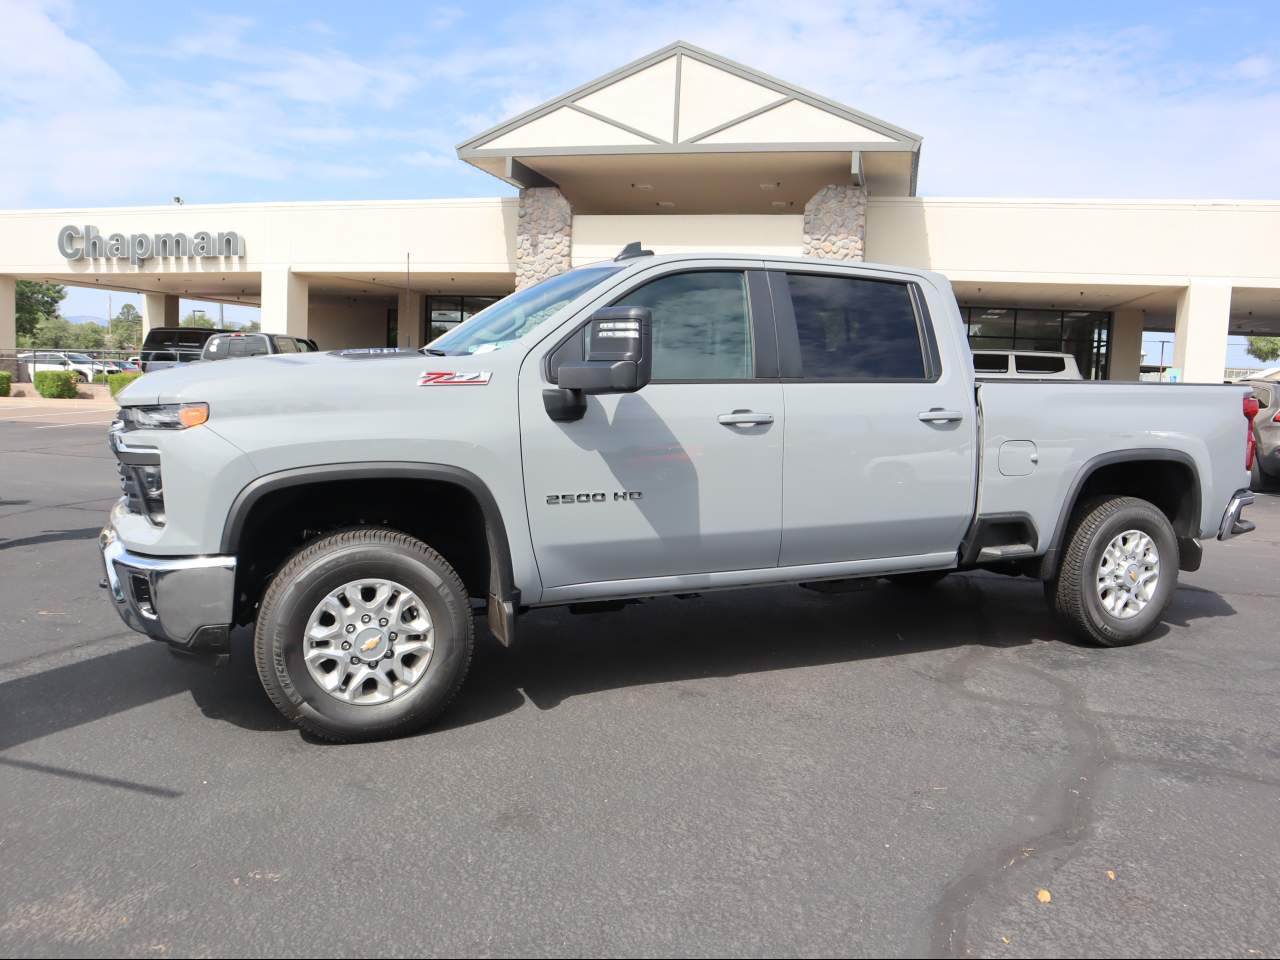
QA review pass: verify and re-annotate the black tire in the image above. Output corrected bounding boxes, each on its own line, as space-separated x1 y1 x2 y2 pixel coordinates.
1045 495 1178 647
884 570 950 587
254 527 473 742
1252 458 1275 493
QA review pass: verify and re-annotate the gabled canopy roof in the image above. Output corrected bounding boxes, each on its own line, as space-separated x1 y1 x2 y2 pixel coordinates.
457 42 922 208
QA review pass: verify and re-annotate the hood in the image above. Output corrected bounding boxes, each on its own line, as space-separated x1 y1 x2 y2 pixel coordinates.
116 348 503 408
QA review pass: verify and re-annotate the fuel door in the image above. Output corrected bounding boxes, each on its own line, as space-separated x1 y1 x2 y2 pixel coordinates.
998 440 1039 477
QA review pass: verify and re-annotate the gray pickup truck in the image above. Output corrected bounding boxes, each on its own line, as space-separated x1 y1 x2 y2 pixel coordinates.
100 249 1259 741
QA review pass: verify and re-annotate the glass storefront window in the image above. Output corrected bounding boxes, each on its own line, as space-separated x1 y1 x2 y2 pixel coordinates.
1013 310 1061 350
960 305 1111 379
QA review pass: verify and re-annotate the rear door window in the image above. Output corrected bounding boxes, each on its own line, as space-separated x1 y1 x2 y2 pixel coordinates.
273 336 299 353
785 273 926 380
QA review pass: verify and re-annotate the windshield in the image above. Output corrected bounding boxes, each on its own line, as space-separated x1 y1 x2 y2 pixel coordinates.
66 353 93 362
426 265 622 356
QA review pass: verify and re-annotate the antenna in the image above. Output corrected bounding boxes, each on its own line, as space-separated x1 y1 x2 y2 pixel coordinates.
614 241 654 262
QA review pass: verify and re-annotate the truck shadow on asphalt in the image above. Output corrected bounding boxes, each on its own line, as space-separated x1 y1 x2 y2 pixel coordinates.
0 574 1238 752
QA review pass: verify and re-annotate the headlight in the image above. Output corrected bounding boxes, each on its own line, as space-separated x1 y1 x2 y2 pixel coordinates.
122 402 209 430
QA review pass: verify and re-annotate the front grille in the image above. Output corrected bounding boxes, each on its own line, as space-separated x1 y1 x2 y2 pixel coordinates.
110 428 164 524
117 461 145 514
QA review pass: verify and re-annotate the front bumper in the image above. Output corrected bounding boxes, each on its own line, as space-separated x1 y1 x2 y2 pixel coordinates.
99 504 237 655
1218 488 1256 541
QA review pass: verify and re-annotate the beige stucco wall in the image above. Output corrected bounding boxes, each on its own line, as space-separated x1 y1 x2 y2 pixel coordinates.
0 198 519 278
572 213 804 265
308 297 389 350
865 197 1280 285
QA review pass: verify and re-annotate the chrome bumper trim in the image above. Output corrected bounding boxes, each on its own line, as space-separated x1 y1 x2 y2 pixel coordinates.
99 519 236 646
1218 488 1256 541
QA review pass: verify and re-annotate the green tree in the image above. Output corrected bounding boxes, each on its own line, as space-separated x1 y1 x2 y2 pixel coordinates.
1247 337 1280 364
181 311 214 328
30 314 76 348
15 280 67 339
69 321 107 351
238 319 261 333
111 304 143 350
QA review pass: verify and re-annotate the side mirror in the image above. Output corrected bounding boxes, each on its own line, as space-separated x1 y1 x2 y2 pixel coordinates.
559 306 652 394
545 307 652 422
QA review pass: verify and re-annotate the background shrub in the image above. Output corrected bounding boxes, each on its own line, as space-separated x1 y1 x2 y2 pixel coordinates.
107 372 142 397
34 370 79 399
0 371 10 397
92 373 109 385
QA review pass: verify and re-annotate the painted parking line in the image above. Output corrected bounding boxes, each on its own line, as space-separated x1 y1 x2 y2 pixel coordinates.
0 408 118 422
32 417 117 430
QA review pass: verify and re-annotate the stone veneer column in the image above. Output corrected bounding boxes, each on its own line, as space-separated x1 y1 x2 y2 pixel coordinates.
802 184 867 261
515 187 572 290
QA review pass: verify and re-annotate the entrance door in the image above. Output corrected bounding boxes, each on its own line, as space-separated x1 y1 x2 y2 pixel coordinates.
519 266 785 593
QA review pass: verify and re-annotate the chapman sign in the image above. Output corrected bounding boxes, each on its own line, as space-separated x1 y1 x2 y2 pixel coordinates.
58 225 246 266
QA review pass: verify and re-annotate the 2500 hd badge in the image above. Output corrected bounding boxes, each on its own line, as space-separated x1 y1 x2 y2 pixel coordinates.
547 491 644 505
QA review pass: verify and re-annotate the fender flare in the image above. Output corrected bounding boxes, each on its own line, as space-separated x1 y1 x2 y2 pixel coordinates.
220 462 520 637
1038 448 1202 580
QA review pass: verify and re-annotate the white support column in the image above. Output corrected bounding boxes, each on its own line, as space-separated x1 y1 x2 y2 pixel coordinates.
0 276 15 350
397 290 424 350
0 276 15 379
1108 308 1144 381
142 292 179 336
1172 280 1232 384
260 269 309 338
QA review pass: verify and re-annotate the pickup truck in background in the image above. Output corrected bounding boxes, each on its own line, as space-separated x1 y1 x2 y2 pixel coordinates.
99 249 1259 742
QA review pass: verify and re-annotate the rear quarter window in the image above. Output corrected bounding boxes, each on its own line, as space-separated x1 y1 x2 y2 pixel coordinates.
1015 354 1067 374
972 353 1009 373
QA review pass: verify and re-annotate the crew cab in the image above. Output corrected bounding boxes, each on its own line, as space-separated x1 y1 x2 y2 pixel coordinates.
100 249 1259 741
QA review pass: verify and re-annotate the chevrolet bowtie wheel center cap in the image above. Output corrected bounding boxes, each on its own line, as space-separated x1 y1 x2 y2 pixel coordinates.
302 578 435 705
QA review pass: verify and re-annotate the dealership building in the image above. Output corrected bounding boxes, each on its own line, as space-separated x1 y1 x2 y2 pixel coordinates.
1 42 1277 382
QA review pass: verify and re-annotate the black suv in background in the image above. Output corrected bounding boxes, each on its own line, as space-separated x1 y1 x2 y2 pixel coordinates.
139 327 237 372
200 332 318 361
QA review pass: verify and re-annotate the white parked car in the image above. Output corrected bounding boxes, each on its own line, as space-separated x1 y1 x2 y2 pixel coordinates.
18 351 103 382
972 350 1083 380
18 351 125 381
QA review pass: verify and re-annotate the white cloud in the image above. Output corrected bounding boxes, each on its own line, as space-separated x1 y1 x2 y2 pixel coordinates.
0 0 1276 207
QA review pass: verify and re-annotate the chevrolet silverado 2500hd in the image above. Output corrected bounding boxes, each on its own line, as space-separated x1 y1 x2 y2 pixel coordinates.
99 249 1259 741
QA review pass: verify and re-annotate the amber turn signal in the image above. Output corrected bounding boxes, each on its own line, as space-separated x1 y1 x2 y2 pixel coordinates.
178 403 209 428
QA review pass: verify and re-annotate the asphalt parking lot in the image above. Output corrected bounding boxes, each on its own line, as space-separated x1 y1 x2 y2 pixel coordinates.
1 404 1277 958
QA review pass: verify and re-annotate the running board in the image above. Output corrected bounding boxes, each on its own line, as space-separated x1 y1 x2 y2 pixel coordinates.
976 544 1037 563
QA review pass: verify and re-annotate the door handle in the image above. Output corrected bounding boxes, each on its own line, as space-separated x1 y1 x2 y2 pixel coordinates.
718 411 774 427
918 408 964 423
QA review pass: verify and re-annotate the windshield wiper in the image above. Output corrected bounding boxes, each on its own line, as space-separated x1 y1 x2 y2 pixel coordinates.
420 348 448 356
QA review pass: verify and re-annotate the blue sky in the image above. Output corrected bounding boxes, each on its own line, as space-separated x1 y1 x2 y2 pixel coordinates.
3 0 1277 364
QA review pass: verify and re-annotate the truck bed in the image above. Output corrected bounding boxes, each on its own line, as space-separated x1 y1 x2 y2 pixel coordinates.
976 379 1251 552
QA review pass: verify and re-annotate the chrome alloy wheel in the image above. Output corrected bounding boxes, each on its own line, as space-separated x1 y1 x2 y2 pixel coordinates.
302 578 435 705
1095 529 1160 620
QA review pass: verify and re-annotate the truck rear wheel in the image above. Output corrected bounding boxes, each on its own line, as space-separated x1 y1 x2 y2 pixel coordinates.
1045 495 1177 647
254 528 473 742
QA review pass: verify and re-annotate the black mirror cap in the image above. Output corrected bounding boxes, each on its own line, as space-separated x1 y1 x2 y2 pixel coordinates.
558 359 643 394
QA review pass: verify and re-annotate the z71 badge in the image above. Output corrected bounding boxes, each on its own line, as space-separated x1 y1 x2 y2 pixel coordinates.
418 371 492 386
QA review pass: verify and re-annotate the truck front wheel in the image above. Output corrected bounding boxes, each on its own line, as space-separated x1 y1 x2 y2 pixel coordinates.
254 528 474 742
1045 495 1178 647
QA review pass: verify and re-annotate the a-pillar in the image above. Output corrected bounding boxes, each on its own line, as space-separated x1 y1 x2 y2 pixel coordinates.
1108 308 1144 381
1172 280 1232 384
0 276 15 378
397 290 424 349
142 292 179 336
261 269 309 339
